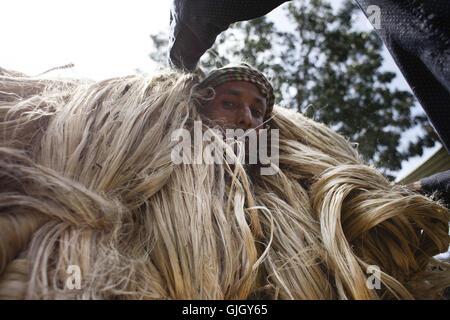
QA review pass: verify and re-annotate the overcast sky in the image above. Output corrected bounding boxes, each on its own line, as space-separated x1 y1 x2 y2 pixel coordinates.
1 0 441 180
1 0 171 78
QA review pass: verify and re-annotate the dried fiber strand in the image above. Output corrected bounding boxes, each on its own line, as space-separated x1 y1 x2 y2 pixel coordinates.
0 69 448 300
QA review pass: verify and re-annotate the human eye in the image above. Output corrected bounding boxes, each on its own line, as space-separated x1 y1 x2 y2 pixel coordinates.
252 108 262 117
222 100 237 108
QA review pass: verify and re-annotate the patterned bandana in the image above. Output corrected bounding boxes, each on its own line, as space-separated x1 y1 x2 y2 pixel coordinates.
199 63 275 119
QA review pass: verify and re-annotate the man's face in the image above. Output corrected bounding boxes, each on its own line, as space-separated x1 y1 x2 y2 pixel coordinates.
202 81 267 130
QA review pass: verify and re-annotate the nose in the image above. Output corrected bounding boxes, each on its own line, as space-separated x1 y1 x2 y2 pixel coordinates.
237 105 252 129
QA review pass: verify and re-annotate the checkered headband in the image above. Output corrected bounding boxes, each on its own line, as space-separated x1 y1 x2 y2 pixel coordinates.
199 64 275 118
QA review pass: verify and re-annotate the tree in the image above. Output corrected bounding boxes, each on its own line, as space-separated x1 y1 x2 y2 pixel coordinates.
149 0 438 180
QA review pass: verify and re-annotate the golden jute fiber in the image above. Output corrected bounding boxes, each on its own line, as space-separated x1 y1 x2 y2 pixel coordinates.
0 67 449 299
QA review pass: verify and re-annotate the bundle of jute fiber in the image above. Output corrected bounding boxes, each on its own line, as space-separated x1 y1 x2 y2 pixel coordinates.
0 68 449 299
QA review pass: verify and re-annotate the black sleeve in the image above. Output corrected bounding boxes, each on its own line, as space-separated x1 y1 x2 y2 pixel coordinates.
420 170 450 205
355 0 450 152
168 0 290 71
167 0 450 152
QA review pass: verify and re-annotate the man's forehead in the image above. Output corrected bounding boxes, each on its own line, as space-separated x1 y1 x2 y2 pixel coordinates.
215 81 266 101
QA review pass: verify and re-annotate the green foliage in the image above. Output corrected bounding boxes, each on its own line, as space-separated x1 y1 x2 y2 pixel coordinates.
149 0 437 179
